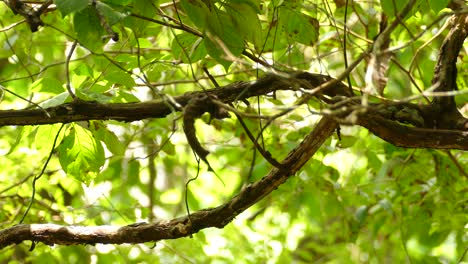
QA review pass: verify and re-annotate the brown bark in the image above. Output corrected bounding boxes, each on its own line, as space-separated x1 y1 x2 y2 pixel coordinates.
0 72 466 149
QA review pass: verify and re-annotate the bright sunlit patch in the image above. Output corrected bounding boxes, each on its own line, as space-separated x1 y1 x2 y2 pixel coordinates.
130 186 149 206
8 54 18 64
203 233 228 256
432 232 457 261
406 237 429 259
83 181 112 204
323 150 365 182
286 222 307 249
34 52 44 63
0 139 9 156
129 246 141 259
160 189 182 204
96 244 116 254
267 240 283 258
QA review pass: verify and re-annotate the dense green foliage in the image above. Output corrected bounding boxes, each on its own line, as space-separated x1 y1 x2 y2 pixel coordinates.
0 0 466 263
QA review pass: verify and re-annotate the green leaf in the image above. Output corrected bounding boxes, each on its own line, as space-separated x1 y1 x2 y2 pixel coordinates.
355 205 368 225
40 92 70 108
6 126 25 155
161 140 175 156
105 70 135 88
204 38 233 70
380 0 399 17
57 124 105 185
181 0 211 29
427 0 450 13
380 0 417 18
336 135 358 148
103 0 132 5
73 63 95 77
207 11 244 56
110 91 140 103
35 124 65 151
31 77 65 94
90 122 125 156
455 92 468 108
227 3 262 48
55 0 89 17
171 33 207 63
132 0 156 17
279 8 319 45
229 0 260 11
203 10 244 70
95 1 129 25
73 7 105 52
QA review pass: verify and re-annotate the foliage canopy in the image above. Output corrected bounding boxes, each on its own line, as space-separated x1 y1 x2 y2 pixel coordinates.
0 0 467 263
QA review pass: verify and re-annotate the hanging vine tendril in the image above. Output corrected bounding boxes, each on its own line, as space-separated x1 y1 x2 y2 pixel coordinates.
183 93 230 172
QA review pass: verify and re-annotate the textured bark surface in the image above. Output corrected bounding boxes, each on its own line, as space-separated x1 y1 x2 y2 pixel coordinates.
0 72 466 149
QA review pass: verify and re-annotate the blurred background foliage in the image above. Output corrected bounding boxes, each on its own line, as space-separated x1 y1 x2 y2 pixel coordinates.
0 0 466 263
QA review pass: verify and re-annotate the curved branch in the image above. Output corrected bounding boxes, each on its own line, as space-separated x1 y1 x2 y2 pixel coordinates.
430 13 468 128
0 117 337 249
358 113 468 150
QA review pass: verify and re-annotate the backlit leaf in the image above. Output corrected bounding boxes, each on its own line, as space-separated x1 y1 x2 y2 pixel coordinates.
57 125 105 185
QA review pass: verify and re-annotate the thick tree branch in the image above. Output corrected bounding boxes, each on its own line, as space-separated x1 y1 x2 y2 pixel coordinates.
430 13 468 128
0 73 342 126
358 113 468 150
0 73 466 150
0 117 337 248
4 0 52 32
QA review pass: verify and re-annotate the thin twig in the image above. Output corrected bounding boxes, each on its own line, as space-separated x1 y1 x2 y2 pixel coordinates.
65 40 78 100
446 151 468 179
19 123 65 224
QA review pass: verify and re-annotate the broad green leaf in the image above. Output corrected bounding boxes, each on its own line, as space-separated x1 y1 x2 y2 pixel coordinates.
127 158 141 185
6 126 25 155
279 8 319 45
73 7 105 52
227 0 260 12
103 0 132 5
35 123 65 151
57 125 105 185
380 0 417 18
73 63 94 77
121 0 155 34
266 97 283 105
40 92 70 108
455 92 468 108
161 139 175 156
90 122 125 156
427 0 450 13
380 0 400 17
105 70 135 88
180 0 211 29
132 0 156 17
206 11 244 56
110 91 140 103
336 135 358 148
227 3 262 48
204 38 233 70
95 1 129 25
135 38 153 48
171 33 207 63
55 0 89 17
31 77 65 94
204 11 244 69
